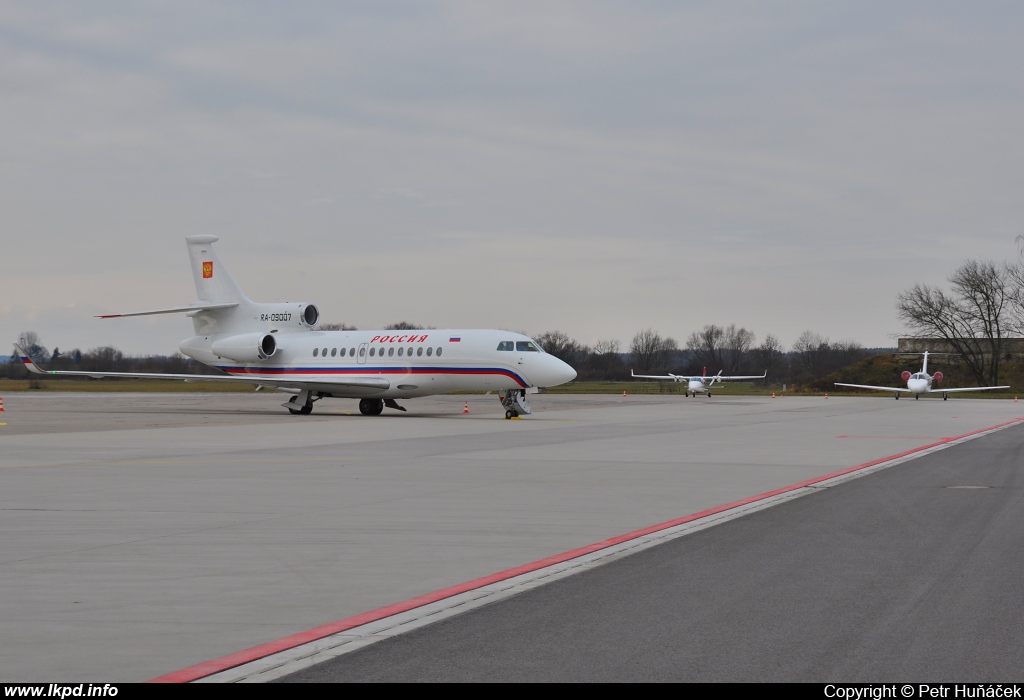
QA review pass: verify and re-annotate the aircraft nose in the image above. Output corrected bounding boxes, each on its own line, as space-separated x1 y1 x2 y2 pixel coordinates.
540 355 576 387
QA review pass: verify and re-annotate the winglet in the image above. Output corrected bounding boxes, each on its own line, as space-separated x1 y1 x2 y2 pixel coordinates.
14 344 49 375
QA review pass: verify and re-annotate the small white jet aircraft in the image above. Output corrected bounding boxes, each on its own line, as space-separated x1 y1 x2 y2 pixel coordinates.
630 367 766 397
17 235 576 418
834 352 1009 400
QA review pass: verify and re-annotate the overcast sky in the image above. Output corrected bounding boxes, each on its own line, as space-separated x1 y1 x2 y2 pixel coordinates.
3 2 1023 356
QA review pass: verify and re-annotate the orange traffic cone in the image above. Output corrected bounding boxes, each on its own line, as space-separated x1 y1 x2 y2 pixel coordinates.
1015 396 1018 403
825 392 829 399
623 391 627 397
0 397 4 412
463 401 469 414
771 392 776 399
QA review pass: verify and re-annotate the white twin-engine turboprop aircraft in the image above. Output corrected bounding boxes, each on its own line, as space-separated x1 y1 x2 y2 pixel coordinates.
834 352 1009 400
18 235 576 418
630 367 766 397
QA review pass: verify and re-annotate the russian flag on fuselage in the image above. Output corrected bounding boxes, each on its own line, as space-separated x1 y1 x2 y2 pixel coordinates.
449 337 461 343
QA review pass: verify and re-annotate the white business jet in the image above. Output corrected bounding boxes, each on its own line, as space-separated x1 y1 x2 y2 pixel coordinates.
630 367 766 397
834 352 1008 400
17 235 576 418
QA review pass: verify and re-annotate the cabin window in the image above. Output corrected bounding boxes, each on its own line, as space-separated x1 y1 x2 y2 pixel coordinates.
426 347 433 356
322 347 328 356
398 347 404 357
388 347 395 357
350 348 355 356
369 347 376 357
417 347 423 357
331 348 337 357
407 347 413 356
313 347 319 357
339 348 346 357
516 341 540 352
497 341 514 351
358 347 365 358
436 347 443 357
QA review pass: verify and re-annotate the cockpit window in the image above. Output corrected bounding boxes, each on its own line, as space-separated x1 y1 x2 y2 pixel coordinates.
497 341 514 351
516 341 540 352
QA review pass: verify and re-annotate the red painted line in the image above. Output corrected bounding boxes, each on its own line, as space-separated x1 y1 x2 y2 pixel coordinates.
148 416 1024 683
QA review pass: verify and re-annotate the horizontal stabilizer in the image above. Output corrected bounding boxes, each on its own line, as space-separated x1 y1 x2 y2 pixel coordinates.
96 302 238 319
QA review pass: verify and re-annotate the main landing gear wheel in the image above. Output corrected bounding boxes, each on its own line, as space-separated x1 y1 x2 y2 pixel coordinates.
284 392 315 415
685 391 689 397
707 391 712 397
359 398 384 416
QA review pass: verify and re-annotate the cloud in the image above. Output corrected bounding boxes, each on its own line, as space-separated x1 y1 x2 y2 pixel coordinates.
2 2 1023 354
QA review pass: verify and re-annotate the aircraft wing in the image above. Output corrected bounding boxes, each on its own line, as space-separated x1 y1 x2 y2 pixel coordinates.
834 382 910 394
630 370 690 380
15 346 391 391
935 385 1010 393
713 371 767 381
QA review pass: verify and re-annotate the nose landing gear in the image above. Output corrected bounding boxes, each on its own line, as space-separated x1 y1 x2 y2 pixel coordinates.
500 389 532 419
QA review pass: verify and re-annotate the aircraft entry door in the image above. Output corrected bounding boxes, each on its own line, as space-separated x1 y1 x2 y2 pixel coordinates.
357 342 368 364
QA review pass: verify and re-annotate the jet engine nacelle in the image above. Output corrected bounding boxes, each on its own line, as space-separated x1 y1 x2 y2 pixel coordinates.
211 332 277 362
252 302 320 328
933 371 943 383
901 371 912 382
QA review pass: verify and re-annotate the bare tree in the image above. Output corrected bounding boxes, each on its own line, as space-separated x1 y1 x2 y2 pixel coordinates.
685 324 755 373
14 332 48 362
577 339 624 381
685 325 725 371
792 330 831 381
383 322 425 330
897 260 1011 385
630 328 677 373
317 322 358 331
592 339 620 355
831 339 868 368
721 325 755 373
752 334 785 379
534 330 589 367
80 347 126 372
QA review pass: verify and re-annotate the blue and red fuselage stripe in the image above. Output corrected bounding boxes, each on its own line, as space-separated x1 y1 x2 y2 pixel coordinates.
218 365 529 387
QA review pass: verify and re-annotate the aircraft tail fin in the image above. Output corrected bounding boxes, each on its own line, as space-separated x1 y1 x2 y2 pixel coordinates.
185 235 251 303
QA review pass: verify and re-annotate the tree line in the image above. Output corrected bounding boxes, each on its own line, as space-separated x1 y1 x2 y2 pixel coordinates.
11 240 1024 389
533 327 883 386
6 325 883 388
